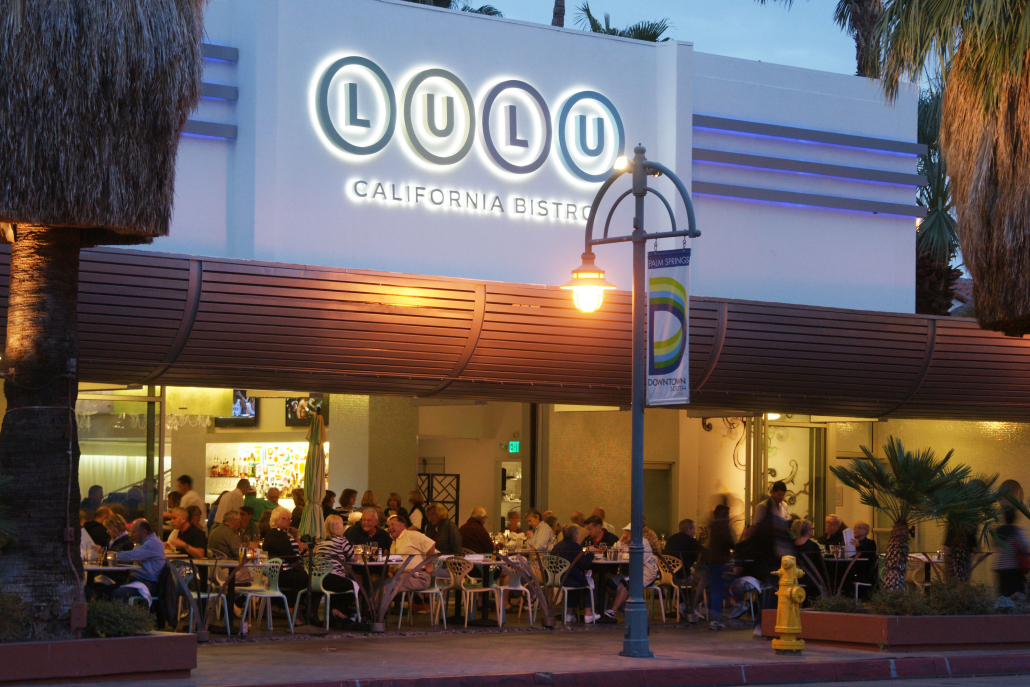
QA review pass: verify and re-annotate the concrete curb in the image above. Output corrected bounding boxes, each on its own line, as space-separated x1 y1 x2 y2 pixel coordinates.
231 651 1030 687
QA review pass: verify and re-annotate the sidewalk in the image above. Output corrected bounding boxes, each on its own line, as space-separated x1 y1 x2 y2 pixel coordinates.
29 625 1030 687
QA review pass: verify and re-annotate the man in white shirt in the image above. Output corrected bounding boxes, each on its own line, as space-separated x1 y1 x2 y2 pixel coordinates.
598 524 658 624
386 515 436 592
752 481 790 523
176 474 205 512
524 508 554 551
592 507 618 535
215 478 250 527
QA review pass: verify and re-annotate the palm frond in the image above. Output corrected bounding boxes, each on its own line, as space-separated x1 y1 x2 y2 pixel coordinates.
873 0 1030 111
575 2 670 42
457 3 502 16
914 79 958 266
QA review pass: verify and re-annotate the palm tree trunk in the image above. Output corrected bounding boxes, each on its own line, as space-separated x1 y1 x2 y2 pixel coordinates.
0 225 82 638
945 540 971 582
883 522 910 592
551 0 565 27
850 1 884 78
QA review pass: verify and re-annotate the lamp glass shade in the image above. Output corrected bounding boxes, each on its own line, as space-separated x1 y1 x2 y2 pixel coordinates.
562 253 616 313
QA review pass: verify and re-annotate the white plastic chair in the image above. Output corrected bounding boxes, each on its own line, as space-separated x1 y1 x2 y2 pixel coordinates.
452 557 500 627
293 557 358 630
498 556 535 626
396 557 452 629
169 560 230 633
240 558 294 634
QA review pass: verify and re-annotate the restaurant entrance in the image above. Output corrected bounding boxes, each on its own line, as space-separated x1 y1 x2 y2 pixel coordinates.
746 416 827 530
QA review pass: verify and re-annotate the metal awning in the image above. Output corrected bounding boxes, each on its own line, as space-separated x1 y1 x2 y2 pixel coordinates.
0 246 1027 421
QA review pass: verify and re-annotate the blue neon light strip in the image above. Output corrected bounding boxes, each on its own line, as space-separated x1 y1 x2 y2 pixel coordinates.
692 180 926 218
693 114 925 156
183 120 237 140
693 149 925 187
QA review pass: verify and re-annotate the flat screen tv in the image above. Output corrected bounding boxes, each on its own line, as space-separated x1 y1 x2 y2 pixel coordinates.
285 394 329 427
214 389 260 428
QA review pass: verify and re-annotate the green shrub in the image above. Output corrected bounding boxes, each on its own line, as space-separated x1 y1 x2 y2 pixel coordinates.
926 581 996 616
0 593 31 643
810 595 864 614
84 600 153 639
868 588 933 616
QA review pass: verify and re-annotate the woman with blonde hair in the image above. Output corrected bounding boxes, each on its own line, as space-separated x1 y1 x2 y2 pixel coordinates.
316 514 359 624
361 490 384 523
407 490 427 532
262 506 309 616
848 520 878 598
361 490 380 508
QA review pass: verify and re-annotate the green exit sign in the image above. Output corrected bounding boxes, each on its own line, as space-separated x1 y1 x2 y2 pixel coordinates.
509 441 520 453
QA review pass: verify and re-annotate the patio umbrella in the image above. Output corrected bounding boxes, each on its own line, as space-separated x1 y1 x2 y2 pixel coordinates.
299 413 327 541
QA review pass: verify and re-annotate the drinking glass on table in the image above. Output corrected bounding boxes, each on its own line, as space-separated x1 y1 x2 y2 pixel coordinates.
369 542 379 559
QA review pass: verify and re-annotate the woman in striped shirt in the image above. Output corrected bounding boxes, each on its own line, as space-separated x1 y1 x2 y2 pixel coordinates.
316 514 359 622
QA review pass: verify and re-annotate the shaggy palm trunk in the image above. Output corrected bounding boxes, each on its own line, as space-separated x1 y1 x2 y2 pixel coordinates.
0 225 81 638
945 540 972 582
883 522 910 592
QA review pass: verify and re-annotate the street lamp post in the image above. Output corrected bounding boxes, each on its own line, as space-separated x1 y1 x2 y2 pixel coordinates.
563 145 699 658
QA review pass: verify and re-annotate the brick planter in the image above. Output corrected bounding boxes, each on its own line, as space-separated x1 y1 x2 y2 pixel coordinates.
762 609 1030 651
0 632 196 684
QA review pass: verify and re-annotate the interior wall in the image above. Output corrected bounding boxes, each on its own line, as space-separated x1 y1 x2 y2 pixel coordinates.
326 394 370 497
545 407 680 533
694 417 748 535
872 419 1030 553
417 401 523 529
367 395 418 507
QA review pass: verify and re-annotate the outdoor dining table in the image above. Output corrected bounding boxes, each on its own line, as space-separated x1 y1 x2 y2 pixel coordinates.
587 556 626 608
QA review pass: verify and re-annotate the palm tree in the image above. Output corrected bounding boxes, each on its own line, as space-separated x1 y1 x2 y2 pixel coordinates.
0 2 204 637
871 1 1030 336
552 0 566 27
915 81 962 315
830 437 970 593
575 2 671 42
755 1 884 77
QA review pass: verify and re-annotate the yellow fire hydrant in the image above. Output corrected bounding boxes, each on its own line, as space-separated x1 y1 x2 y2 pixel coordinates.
771 555 806 655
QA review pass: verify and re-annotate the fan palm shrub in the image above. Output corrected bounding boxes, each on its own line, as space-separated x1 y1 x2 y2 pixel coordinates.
915 81 962 315
830 437 970 592
935 475 1030 582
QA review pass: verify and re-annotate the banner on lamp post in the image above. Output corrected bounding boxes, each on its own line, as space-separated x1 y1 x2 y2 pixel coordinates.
646 248 690 406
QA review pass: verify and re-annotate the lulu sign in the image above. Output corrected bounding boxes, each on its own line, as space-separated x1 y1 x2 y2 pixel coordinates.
312 55 626 219
646 248 691 406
